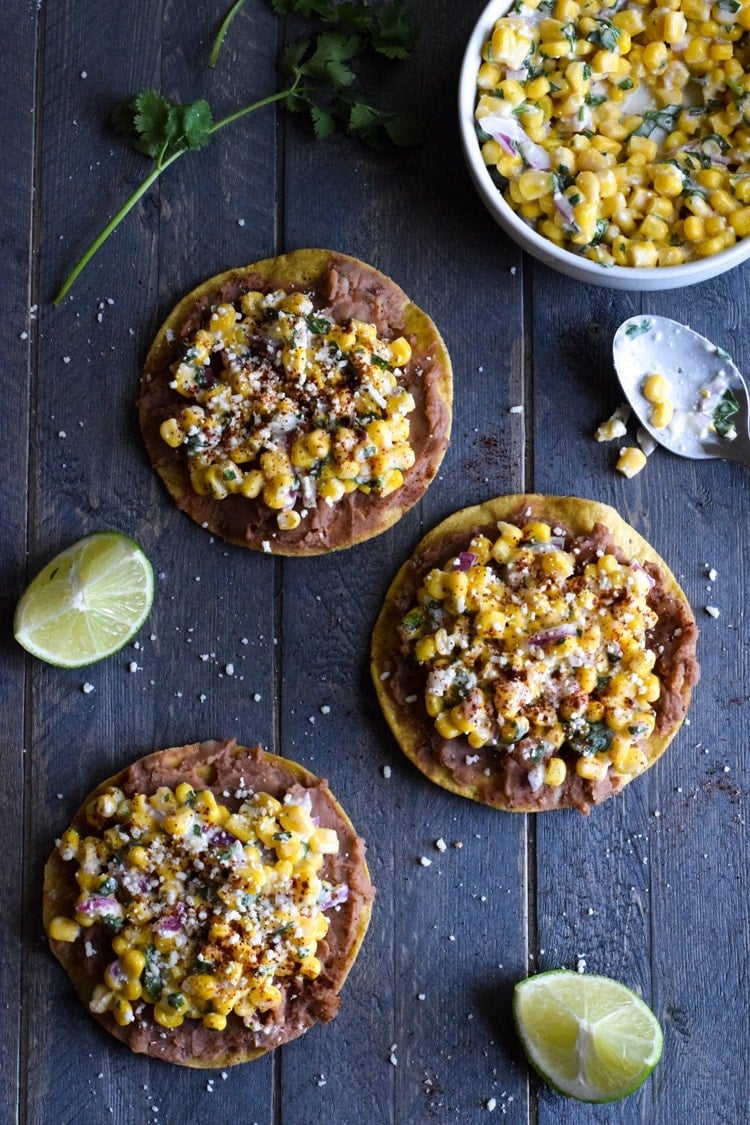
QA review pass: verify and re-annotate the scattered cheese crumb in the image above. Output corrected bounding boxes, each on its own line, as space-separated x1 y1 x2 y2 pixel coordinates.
595 404 630 442
225 663 234 676
419 856 432 867
486 1098 497 1112
404 693 418 703
576 956 587 973
509 404 523 414
81 682 95 694
435 838 447 852
708 567 717 582
261 540 271 553
705 606 720 618
320 704 330 714
382 765 392 779
253 692 262 701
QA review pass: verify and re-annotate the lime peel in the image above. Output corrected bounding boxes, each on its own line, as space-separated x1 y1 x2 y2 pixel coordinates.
513 969 663 1103
14 531 154 669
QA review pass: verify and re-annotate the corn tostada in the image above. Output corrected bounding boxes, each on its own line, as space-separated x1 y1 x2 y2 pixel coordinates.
371 495 699 814
139 249 453 554
43 739 374 1066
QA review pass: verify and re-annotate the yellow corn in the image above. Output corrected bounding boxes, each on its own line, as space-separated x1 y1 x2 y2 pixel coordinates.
48 916 80 943
576 756 609 782
649 400 674 429
544 757 567 787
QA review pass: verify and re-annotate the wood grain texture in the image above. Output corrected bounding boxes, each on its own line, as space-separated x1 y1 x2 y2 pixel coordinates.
5 0 750 1121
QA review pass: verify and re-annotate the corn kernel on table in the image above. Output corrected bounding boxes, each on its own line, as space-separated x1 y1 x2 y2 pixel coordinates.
3 1 749 1122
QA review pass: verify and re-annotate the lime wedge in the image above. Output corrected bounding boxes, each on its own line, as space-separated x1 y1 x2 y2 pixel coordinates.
513 970 663 1103
14 531 154 668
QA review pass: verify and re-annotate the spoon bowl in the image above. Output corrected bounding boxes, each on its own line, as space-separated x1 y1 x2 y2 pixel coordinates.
612 315 750 467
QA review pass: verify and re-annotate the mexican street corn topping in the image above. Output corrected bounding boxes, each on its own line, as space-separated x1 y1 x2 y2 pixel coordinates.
158 290 416 531
399 518 661 788
48 783 347 1035
476 0 750 266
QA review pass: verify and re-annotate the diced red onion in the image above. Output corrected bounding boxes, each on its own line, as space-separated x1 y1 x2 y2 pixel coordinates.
527 623 577 647
528 765 545 792
479 114 550 171
554 191 577 227
456 551 478 572
154 913 183 936
77 895 123 919
320 884 349 910
629 560 655 588
106 959 128 987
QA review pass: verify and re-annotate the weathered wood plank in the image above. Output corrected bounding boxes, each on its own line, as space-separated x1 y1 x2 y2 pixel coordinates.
529 265 750 1123
277 1 531 1119
26 1 280 1121
2 0 39 1121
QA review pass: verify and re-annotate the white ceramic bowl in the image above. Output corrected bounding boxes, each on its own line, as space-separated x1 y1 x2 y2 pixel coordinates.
458 0 750 290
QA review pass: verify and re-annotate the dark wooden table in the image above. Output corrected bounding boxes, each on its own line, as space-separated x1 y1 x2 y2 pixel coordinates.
4 2 749 1122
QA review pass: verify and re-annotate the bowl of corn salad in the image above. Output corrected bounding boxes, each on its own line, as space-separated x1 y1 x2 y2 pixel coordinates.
459 0 750 288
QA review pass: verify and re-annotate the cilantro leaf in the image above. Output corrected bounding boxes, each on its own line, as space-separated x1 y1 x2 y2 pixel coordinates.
302 31 363 88
713 389 739 437
310 103 337 138
176 99 214 149
372 0 419 59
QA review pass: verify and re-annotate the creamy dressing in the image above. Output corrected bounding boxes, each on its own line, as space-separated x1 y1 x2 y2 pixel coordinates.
613 316 748 459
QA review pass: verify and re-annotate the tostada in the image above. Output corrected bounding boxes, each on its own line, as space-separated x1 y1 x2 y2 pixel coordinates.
371 495 699 815
43 740 374 1067
139 249 452 554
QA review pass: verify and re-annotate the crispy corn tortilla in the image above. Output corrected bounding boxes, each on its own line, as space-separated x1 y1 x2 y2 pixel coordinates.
43 739 374 1067
371 495 699 814
139 249 453 555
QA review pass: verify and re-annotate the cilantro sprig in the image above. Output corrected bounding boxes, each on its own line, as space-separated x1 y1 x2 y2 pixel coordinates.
211 0 418 66
52 86 292 304
53 0 420 304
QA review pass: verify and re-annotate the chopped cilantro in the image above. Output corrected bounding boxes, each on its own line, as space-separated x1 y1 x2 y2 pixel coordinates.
307 313 331 334
587 20 620 51
143 946 163 1000
625 319 652 338
713 389 739 437
632 105 680 138
568 721 613 757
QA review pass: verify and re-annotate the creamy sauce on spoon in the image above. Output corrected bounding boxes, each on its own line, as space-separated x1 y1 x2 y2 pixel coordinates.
612 316 748 461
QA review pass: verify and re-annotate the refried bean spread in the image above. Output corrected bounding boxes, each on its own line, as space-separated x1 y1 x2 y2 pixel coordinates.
139 250 452 555
44 740 374 1067
372 495 699 815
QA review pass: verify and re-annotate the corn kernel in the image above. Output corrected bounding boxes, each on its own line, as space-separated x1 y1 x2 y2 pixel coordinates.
649 400 674 429
576 756 609 782
544 757 567 787
642 373 671 404
48 916 80 943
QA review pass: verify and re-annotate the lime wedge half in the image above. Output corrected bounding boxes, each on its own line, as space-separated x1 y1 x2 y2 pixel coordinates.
14 531 154 668
513 970 663 1103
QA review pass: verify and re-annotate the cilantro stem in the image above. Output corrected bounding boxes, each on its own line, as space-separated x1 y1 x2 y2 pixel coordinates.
52 87 295 306
209 0 249 69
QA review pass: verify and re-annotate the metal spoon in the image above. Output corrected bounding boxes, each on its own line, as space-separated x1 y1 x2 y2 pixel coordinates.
612 314 750 467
